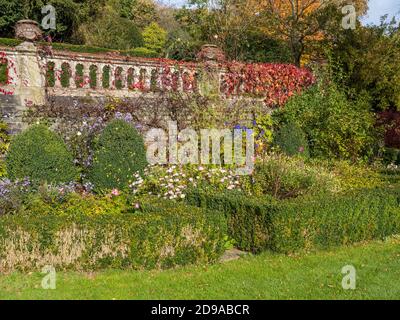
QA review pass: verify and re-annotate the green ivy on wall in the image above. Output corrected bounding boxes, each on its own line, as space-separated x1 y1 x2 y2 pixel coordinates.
89 65 97 89
102 65 110 89
60 63 71 88
115 67 123 90
0 62 7 84
75 64 84 88
45 62 55 87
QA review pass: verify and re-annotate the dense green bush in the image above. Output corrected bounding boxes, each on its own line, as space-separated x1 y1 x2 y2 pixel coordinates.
6 125 78 184
241 155 338 199
77 5 143 50
273 81 377 161
187 187 400 253
0 195 227 272
186 190 277 252
88 120 148 192
274 122 309 158
383 147 400 165
312 159 385 191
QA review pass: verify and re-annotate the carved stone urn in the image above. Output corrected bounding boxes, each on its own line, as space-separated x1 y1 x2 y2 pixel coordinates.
197 44 226 64
15 20 43 42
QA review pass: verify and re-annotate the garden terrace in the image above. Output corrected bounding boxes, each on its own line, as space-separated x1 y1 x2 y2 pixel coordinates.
0 39 313 134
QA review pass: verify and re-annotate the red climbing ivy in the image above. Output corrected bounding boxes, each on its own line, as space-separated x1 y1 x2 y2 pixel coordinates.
0 51 16 95
221 62 315 107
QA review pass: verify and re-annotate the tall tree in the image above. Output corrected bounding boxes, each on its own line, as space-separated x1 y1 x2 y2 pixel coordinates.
258 0 368 65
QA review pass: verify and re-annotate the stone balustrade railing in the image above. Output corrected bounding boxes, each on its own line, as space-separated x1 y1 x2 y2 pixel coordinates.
41 51 200 96
0 43 205 101
0 41 227 132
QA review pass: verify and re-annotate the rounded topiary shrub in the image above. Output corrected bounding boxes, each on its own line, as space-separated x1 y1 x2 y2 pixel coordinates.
88 119 148 192
6 125 78 184
274 122 310 158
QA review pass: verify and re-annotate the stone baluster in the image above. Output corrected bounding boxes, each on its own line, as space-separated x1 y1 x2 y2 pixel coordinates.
53 60 62 88
145 67 152 91
69 61 77 89
96 63 104 89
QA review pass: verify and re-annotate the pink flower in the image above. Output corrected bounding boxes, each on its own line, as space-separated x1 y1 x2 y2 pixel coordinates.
111 189 120 196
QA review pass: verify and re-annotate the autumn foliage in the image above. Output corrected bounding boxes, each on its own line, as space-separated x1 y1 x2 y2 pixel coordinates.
221 62 315 106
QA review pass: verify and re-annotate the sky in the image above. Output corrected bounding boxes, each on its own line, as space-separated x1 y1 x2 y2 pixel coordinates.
158 0 400 25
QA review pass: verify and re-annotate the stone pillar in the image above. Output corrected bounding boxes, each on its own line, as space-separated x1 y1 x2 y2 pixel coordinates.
196 44 226 96
2 20 45 133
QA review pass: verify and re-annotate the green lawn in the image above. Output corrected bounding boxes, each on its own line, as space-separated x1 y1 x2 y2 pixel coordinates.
1 237 400 300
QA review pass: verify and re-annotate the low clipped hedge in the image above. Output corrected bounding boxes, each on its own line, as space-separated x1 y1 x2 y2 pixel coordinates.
0 38 158 58
186 188 400 253
0 197 227 272
0 38 23 47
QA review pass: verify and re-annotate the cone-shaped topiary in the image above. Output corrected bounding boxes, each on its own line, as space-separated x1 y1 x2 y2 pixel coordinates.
88 119 148 192
274 122 310 158
6 125 78 184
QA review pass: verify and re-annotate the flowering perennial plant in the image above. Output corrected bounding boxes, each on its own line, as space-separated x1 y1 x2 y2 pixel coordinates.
130 165 242 200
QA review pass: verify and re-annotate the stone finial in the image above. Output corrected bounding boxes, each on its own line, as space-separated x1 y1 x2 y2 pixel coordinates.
197 44 226 64
15 20 43 42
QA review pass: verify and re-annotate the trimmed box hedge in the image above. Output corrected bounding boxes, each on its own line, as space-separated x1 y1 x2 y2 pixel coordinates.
186 188 400 253
0 198 227 272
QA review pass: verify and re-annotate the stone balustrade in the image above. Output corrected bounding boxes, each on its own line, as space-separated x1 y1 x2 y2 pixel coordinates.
0 42 221 132
40 51 200 96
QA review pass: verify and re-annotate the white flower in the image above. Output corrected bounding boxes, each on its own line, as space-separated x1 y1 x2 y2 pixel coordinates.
77 131 82 136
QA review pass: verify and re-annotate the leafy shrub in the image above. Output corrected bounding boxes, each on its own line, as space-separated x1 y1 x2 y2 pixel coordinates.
315 160 385 191
187 187 400 253
274 81 377 161
383 147 400 165
142 22 167 53
77 5 143 50
274 122 309 158
186 190 277 252
0 195 227 272
242 154 339 199
6 125 78 184
88 120 148 192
